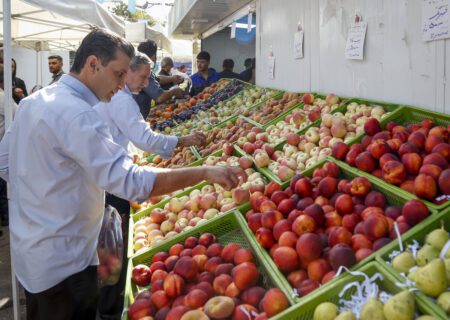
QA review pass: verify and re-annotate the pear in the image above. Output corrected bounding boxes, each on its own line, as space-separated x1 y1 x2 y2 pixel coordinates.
425 225 449 251
335 310 357 320
360 297 386 320
415 258 448 297
313 302 338 320
437 291 450 315
416 244 440 267
392 251 416 274
407 268 418 282
416 316 439 320
383 290 415 320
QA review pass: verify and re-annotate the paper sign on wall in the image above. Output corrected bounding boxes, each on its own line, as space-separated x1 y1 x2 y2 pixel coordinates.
294 31 304 59
267 56 275 79
345 21 367 60
422 0 450 41
230 22 236 39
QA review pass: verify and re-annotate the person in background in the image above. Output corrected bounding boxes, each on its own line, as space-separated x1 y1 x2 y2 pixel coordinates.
11 58 28 104
133 40 185 119
219 58 241 80
158 57 176 90
189 51 221 96
0 28 245 320
177 64 187 74
240 57 253 82
94 52 205 319
240 58 256 84
48 55 65 85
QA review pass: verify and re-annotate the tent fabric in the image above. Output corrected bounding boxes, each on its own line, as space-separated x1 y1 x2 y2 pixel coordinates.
0 0 172 51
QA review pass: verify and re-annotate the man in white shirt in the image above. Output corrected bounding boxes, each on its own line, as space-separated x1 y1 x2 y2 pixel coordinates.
0 28 244 320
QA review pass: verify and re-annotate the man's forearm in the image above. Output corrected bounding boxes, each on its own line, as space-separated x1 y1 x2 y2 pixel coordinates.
156 87 184 104
150 167 207 196
158 75 174 85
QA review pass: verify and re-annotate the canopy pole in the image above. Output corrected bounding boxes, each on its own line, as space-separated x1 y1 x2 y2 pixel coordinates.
3 1 20 319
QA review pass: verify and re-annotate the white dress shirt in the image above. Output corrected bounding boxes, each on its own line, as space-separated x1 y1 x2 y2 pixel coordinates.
0 74 156 293
94 86 178 158
0 88 18 139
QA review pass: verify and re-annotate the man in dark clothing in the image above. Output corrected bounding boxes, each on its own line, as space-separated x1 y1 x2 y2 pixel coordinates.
240 58 255 84
219 59 241 79
48 55 65 85
11 58 28 104
158 57 176 90
189 51 221 96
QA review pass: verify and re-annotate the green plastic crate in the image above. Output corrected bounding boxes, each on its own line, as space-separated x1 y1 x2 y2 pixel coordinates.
123 211 294 319
376 207 450 319
236 158 437 303
271 261 443 320
339 105 450 212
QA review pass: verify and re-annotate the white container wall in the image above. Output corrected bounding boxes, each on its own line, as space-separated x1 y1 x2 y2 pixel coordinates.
255 0 450 114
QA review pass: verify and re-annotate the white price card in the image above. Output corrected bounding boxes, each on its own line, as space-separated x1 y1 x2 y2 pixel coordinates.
294 31 304 59
231 21 236 39
345 21 367 60
267 56 275 80
422 0 450 41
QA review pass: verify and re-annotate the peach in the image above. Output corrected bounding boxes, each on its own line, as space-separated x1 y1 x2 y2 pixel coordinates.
425 135 444 153
423 153 448 170
398 142 419 157
342 213 360 233
355 152 377 172
386 138 403 152
206 243 223 258
151 279 164 293
270 191 289 205
204 257 223 273
364 214 389 240
407 131 426 149
240 286 266 308
265 182 282 198
152 252 169 263
385 206 401 220
332 142 349 160
128 299 155 320
232 262 260 290
184 236 198 249
400 180 415 193
273 246 299 273
328 244 357 271
307 258 331 282
356 248 373 262
256 227 275 249
419 164 443 182
367 139 391 159
198 272 214 284
346 148 362 166
261 288 289 317
232 187 251 205
296 232 323 262
155 307 170 320
324 161 340 178
247 213 262 233
364 118 382 136
151 269 168 283
432 143 450 161
166 306 190 320
421 118 434 129
163 273 185 298
294 178 313 198
192 254 208 271
169 243 184 256
273 220 292 240
184 289 208 309
196 282 215 299
180 249 192 257
150 261 166 273
439 169 450 194
318 177 338 198
204 296 235 320
364 190 386 208
261 210 284 229
351 234 372 251
277 231 297 248
372 169 383 179
372 237 391 251
234 248 255 265
192 245 207 256
232 304 259 320
350 177 372 197
221 243 241 263
297 279 320 297
269 244 280 259
292 214 316 236
259 200 278 213
225 282 241 298
198 233 217 247
401 153 422 175
338 179 351 194
335 194 354 215
414 174 437 200
213 274 233 295
151 290 171 309
180 310 209 320
321 271 337 284
277 199 296 216
325 211 342 228
174 256 198 281
328 226 352 247
382 160 406 185
374 130 392 140
361 207 384 220
303 204 326 227
215 263 235 277
429 125 449 140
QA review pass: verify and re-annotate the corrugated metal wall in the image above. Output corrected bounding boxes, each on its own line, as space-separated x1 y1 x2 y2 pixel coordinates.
255 0 450 114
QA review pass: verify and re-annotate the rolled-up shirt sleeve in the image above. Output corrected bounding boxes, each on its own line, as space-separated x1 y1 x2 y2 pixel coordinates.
63 110 156 202
111 94 178 157
0 129 10 182
142 73 164 100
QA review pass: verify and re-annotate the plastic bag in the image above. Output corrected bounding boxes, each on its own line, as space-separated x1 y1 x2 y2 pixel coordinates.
97 205 123 287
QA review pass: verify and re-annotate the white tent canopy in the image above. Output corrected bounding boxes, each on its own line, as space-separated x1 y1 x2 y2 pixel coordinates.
0 0 172 51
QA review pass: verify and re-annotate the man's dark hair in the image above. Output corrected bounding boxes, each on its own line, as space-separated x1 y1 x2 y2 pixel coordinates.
196 51 210 61
137 40 158 57
222 59 234 70
244 58 252 69
70 28 135 74
48 55 63 62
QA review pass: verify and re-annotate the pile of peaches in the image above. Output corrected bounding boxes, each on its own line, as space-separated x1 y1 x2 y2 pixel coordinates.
128 234 289 320
243 161 430 297
332 117 450 204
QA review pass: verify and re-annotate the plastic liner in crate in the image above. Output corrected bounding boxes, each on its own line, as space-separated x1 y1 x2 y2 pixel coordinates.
339 105 450 212
271 261 442 320
123 211 295 318
376 207 450 319
236 157 437 303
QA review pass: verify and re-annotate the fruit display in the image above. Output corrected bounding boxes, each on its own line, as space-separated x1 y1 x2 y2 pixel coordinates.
127 230 290 320
195 118 261 158
243 101 389 182
384 219 450 317
242 160 430 298
334 116 450 205
137 146 198 169
243 92 301 125
131 168 266 256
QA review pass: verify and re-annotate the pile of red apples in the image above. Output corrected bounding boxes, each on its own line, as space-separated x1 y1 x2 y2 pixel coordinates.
245 92 300 125
244 161 430 297
333 117 450 204
128 234 289 320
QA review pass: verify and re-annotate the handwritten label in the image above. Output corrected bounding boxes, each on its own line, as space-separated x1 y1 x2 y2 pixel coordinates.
294 31 304 59
230 21 236 39
345 21 367 60
267 56 275 79
422 0 450 41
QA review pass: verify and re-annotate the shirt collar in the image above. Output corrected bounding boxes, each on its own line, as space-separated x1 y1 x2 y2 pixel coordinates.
123 85 132 95
59 74 99 107
52 70 64 79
